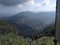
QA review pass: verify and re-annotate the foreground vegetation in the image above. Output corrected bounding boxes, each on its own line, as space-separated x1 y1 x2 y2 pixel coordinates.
0 20 60 45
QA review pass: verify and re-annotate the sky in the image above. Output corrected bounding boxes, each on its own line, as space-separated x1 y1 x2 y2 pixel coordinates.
0 0 56 14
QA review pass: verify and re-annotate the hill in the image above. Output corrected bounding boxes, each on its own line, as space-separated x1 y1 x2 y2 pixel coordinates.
0 19 56 45
0 20 31 45
6 11 55 38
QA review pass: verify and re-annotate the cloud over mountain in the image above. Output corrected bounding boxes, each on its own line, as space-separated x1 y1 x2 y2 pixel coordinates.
0 0 56 14
0 0 30 6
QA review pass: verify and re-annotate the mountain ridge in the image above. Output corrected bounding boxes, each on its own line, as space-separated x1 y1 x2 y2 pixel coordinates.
6 11 55 38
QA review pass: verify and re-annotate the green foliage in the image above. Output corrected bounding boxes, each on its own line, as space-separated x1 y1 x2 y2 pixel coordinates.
0 20 60 45
40 24 55 37
44 24 55 36
33 37 55 45
0 20 18 35
0 20 30 45
0 34 30 45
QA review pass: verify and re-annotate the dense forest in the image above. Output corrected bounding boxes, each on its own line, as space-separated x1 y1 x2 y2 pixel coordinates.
0 20 57 45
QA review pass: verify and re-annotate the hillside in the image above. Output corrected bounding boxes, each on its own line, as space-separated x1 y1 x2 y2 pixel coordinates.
0 11 57 45
0 20 31 45
0 19 56 45
0 18 59 45
7 11 55 38
0 20 18 35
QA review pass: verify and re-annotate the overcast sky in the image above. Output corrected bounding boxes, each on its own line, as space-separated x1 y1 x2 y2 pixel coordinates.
0 0 56 14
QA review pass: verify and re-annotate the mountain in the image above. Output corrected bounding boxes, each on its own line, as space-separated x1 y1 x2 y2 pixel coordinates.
6 11 55 38
0 20 33 45
0 14 14 17
0 20 19 35
0 19 56 45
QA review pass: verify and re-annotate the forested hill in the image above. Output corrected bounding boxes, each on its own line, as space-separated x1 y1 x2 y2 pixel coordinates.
34 24 55 40
0 20 55 38
6 12 55 38
0 20 18 35
0 19 55 45
0 20 32 45
0 11 56 45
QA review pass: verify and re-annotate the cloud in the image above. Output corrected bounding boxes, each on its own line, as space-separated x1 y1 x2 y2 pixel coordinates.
0 0 30 6
0 5 23 14
0 0 56 14
43 0 51 5
17 0 56 12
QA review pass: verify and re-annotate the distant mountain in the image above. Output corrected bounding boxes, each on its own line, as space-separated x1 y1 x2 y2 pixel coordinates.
0 14 14 17
6 11 55 38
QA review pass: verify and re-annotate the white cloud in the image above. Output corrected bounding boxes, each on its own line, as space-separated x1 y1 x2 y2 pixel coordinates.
17 0 56 12
42 0 51 5
0 0 56 14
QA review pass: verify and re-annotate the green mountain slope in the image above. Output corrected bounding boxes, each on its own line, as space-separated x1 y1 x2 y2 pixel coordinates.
0 20 18 35
7 12 55 38
0 20 60 45
0 20 30 45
